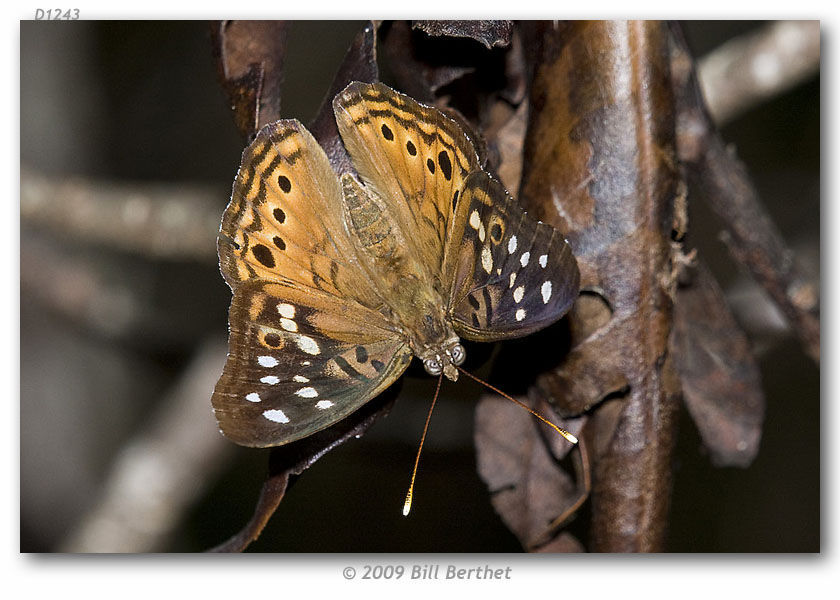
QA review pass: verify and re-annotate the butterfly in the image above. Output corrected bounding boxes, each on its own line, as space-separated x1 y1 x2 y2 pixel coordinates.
212 81 580 448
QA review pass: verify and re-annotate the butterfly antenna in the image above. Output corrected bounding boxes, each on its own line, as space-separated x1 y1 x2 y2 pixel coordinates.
403 373 444 517
457 366 578 444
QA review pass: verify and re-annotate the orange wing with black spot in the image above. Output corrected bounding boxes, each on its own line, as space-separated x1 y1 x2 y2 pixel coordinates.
214 120 412 447
219 119 382 309
332 81 480 287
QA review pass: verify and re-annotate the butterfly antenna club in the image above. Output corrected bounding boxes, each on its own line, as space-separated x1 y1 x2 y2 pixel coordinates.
457 367 578 444
403 373 444 516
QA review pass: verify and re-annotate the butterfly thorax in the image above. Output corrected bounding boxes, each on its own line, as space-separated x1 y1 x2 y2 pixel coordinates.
389 274 464 381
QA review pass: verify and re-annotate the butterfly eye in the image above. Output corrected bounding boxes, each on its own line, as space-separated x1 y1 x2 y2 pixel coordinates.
423 357 443 376
450 343 466 366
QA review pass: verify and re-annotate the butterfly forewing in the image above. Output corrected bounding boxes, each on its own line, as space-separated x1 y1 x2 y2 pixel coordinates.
332 82 480 283
219 119 382 308
212 279 412 447
444 171 580 341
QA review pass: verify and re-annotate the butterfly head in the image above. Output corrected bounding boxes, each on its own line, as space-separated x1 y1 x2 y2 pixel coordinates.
419 340 466 382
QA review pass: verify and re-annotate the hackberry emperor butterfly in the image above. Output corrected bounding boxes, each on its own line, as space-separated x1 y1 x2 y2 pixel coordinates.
212 81 580 448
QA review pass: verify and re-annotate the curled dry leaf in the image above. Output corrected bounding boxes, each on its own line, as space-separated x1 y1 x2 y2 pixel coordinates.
412 20 513 50
474 393 585 551
673 261 765 467
309 21 379 175
211 20 290 141
382 20 475 103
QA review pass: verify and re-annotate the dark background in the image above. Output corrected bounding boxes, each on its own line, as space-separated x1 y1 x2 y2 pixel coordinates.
19 21 819 552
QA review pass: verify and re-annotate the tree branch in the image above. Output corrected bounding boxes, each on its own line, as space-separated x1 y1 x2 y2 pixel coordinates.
21 167 220 262
697 20 820 125
671 23 820 362
59 339 233 552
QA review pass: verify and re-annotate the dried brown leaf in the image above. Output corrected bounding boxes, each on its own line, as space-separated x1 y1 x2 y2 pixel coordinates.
210 20 290 141
673 261 765 467
412 20 513 49
475 394 584 551
309 21 379 175
382 21 474 103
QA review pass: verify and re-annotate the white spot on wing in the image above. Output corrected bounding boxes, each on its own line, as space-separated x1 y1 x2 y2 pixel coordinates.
481 245 493 274
280 318 298 332
316 400 335 410
509 272 516 288
245 392 261 403
478 222 486 242
258 355 279 368
263 409 289 423
293 375 309 383
515 308 527 322
508 235 517 254
295 387 318 398
539 254 548 268
541 281 553 303
469 210 481 230
296 335 321 355
520 251 530 267
513 285 525 303
277 303 295 319
260 375 280 385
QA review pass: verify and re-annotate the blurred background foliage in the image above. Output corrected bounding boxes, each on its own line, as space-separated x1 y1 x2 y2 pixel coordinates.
20 20 819 552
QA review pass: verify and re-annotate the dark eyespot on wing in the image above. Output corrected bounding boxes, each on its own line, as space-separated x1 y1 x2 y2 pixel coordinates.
438 150 452 181
277 175 292 193
252 244 275 268
264 333 282 347
490 223 502 242
355 345 369 363
381 123 394 141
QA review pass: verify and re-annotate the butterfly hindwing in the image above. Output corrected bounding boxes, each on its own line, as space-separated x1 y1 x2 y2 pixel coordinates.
212 279 412 447
219 119 382 308
444 171 580 342
332 82 480 284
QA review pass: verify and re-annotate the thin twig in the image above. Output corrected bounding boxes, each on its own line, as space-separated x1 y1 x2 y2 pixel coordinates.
671 23 820 362
697 20 820 125
21 167 221 262
59 338 233 552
